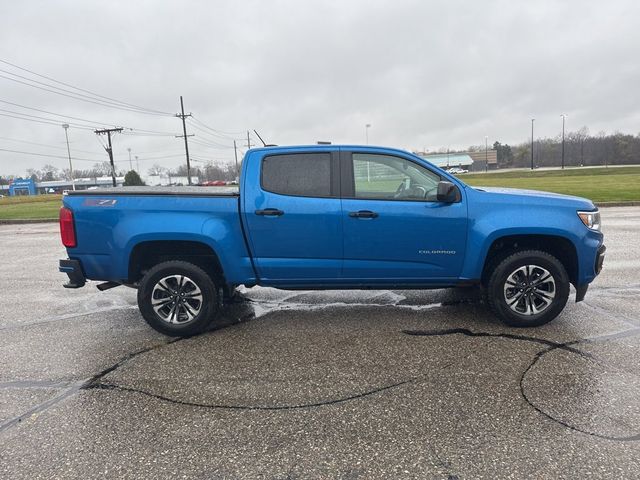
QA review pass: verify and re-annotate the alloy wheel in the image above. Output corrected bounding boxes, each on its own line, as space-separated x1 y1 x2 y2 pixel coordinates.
503 265 556 316
151 274 204 324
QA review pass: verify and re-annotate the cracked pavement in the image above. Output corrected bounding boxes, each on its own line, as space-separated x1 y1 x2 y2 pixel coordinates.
0 208 639 479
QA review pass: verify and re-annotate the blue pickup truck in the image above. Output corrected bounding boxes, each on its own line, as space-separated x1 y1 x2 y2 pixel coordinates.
59 145 605 336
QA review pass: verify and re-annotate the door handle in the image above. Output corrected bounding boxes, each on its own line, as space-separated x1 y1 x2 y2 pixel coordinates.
348 210 378 219
255 208 284 216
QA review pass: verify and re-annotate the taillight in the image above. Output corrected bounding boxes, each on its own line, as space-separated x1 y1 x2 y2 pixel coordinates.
59 207 76 248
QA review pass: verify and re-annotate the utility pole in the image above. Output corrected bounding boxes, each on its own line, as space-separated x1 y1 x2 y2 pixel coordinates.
233 140 239 178
127 148 133 171
95 127 123 186
561 114 567 169
530 118 535 170
135 155 139 173
62 124 75 190
246 131 252 150
175 96 194 185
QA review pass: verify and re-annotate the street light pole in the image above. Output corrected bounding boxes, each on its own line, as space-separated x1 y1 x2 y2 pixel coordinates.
561 114 567 169
531 118 535 170
62 124 75 190
127 148 133 171
485 136 488 173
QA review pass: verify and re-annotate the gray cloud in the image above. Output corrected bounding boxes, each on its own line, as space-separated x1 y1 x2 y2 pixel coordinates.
1 0 638 175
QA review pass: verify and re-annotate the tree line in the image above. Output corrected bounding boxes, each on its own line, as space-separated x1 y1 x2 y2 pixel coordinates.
471 129 640 169
0 160 239 185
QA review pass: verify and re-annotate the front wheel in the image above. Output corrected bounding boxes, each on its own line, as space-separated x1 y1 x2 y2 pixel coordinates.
137 261 219 336
487 250 570 327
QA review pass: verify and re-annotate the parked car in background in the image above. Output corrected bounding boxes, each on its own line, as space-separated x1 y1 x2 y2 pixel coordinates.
446 167 469 174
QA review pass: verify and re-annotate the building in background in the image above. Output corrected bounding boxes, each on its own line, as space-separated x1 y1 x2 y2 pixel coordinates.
6 177 125 196
8 178 37 196
415 150 497 172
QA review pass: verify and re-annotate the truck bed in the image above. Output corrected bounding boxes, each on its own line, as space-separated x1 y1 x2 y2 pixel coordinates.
66 186 240 196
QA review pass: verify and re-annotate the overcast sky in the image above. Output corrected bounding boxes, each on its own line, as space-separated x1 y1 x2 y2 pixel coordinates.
1 0 638 176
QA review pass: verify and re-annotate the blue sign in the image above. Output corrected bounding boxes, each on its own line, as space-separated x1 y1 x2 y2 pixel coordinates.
9 178 37 196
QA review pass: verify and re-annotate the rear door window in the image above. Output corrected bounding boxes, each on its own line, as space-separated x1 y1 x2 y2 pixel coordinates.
261 153 334 197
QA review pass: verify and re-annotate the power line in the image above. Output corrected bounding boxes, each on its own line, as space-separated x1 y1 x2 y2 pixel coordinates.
0 72 170 117
186 121 239 146
0 108 98 130
0 99 179 137
129 148 186 155
121 131 177 137
0 99 115 127
189 116 245 137
0 147 107 163
0 136 103 155
113 153 186 163
190 138 235 149
0 111 96 130
0 59 173 115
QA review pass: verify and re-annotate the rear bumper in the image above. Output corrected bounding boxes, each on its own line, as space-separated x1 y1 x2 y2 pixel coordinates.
59 259 86 288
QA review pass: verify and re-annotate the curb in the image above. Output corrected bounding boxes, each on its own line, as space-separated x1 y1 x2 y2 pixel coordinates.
0 219 58 224
596 201 640 208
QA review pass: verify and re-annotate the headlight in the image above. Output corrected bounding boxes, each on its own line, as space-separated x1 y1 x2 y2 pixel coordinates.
577 210 601 231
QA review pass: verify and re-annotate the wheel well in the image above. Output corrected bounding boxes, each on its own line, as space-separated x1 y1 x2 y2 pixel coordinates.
481 235 578 286
128 240 225 286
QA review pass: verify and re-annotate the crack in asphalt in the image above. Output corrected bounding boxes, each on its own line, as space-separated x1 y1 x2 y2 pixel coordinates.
404 326 640 442
0 338 182 434
85 378 417 411
0 305 138 332
2 290 639 443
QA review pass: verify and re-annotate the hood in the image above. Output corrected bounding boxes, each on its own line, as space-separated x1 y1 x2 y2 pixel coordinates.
471 186 596 209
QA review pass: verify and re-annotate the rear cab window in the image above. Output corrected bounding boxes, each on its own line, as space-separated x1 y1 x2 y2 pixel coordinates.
261 152 336 197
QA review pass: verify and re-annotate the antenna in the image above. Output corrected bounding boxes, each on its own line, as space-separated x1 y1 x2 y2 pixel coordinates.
253 129 267 147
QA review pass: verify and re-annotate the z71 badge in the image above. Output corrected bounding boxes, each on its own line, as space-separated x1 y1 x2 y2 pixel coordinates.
83 199 117 207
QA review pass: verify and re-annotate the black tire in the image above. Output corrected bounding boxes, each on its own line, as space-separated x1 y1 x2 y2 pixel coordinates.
137 260 219 336
487 250 570 328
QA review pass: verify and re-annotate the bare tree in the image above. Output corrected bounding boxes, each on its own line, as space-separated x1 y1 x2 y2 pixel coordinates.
147 163 166 176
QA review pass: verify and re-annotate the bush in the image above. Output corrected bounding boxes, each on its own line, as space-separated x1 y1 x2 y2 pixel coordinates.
124 170 145 186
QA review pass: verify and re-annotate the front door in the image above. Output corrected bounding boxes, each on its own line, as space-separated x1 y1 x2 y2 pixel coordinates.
340 151 467 283
243 151 343 284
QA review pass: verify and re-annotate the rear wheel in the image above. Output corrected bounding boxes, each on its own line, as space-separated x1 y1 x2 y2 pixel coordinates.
487 250 570 327
137 261 219 336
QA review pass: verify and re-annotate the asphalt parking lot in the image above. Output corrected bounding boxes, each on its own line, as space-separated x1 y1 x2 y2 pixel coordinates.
1 207 639 479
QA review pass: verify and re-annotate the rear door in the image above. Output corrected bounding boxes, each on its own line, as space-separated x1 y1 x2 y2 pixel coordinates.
340 150 467 283
243 150 343 284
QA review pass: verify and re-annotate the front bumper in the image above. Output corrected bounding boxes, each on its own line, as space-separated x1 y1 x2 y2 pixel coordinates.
595 244 606 275
575 244 606 302
59 259 86 288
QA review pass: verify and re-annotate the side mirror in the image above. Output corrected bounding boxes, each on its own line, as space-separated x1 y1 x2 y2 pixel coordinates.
436 181 458 203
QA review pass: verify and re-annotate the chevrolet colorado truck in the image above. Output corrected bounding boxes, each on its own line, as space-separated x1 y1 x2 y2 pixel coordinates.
59 145 605 336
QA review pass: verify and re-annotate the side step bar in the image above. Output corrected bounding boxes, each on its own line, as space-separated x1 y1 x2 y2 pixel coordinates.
96 281 121 291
